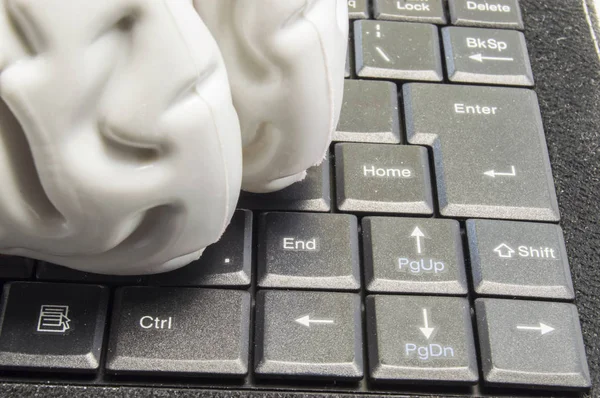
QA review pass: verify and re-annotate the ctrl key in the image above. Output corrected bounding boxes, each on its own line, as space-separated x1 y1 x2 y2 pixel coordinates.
0 282 109 372
106 287 251 376
475 299 591 389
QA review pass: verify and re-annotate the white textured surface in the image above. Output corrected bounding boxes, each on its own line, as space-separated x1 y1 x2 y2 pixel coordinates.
195 0 348 193
0 0 242 274
0 0 347 275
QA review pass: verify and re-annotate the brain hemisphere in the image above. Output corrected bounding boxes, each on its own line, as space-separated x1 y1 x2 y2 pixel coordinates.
0 0 242 274
195 0 348 193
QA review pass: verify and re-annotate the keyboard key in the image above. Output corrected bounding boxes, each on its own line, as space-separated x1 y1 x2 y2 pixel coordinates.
467 220 574 299
255 290 363 380
366 295 478 384
363 217 468 294
335 143 434 214
258 212 360 291
374 0 446 24
36 262 145 285
0 256 34 280
345 39 352 78
348 0 369 19
238 158 330 212
335 80 402 144
107 287 250 376
148 210 252 287
442 27 534 86
475 299 591 389
404 83 560 221
354 21 443 81
449 0 524 30
0 282 109 372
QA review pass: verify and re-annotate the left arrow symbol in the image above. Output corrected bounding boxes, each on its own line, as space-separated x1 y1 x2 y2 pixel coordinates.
295 315 335 328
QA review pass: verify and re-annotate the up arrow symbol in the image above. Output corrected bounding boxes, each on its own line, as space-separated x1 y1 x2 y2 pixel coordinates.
494 243 515 258
411 226 425 254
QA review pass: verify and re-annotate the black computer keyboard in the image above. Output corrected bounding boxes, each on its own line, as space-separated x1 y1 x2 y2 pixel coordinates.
0 1 592 396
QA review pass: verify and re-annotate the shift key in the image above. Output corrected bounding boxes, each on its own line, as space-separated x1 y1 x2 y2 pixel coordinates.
404 83 559 222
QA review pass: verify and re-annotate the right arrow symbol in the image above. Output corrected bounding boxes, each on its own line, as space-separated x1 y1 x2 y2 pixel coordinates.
419 308 435 339
516 322 555 335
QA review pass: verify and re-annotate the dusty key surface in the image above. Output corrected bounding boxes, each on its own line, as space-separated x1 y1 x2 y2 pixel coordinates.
404 83 559 221
107 287 251 376
362 217 468 294
467 219 574 299
355 20 443 81
335 143 434 214
449 0 524 29
366 295 478 384
374 0 446 24
442 26 534 86
258 212 360 291
475 299 591 389
335 80 401 144
254 290 363 380
0 282 108 372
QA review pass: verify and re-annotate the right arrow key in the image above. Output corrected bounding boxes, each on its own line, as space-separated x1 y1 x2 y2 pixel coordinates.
475 299 591 389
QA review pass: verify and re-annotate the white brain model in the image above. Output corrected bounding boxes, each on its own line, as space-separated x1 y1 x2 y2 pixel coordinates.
0 0 348 274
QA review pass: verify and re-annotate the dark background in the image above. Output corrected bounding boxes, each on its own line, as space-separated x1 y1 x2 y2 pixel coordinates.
1 0 599 397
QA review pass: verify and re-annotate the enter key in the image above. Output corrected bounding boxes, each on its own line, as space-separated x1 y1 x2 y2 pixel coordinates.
466 219 574 300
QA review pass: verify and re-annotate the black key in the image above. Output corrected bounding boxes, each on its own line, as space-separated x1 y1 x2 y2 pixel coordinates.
348 0 369 19
335 143 434 214
366 295 478 384
0 255 34 280
475 299 591 389
0 282 109 372
374 0 447 24
258 212 360 291
107 287 251 376
404 83 560 221
335 80 402 144
36 262 145 285
467 219 574 299
254 290 363 380
238 158 330 212
355 20 443 81
148 210 252 287
362 217 468 294
449 0 524 30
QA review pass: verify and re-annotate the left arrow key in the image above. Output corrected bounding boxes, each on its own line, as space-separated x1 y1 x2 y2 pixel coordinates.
255 290 363 380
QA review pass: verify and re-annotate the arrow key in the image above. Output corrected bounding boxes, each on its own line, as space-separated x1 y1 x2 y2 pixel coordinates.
255 290 363 380
475 299 591 389
442 27 534 86
366 295 478 384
